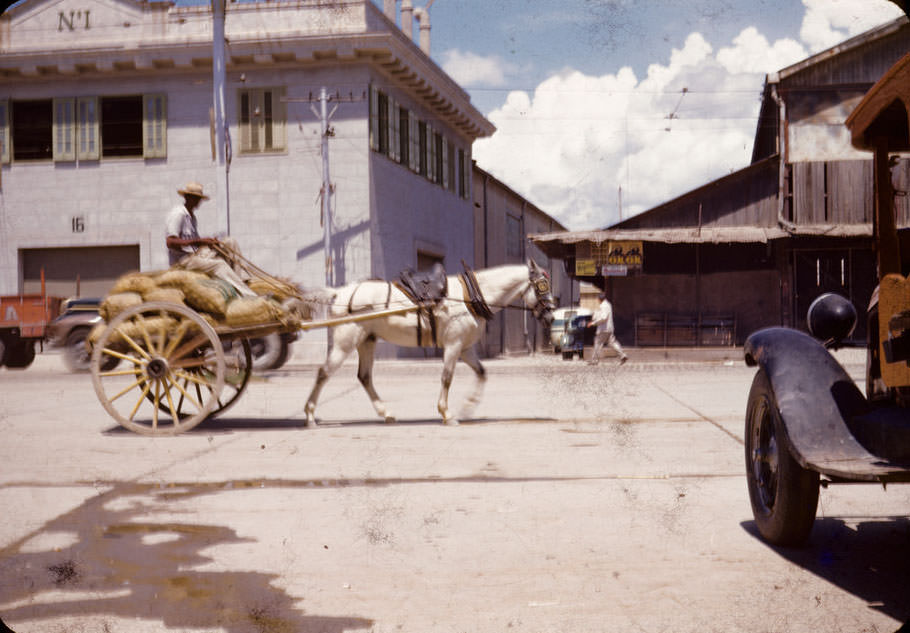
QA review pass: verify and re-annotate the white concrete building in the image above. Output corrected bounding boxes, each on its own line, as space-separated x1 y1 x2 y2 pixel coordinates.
0 0 497 356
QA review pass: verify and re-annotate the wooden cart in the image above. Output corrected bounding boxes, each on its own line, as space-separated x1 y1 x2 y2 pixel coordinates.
89 298 417 436
89 246 418 436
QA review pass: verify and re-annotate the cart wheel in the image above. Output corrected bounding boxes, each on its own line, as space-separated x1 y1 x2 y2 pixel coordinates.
149 337 252 420
745 368 820 546
91 302 225 436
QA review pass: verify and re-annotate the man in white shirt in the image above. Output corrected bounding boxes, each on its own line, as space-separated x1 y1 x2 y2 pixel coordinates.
165 182 255 297
588 292 628 365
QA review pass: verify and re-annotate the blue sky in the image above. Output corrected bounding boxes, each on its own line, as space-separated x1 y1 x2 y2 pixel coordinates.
416 0 905 229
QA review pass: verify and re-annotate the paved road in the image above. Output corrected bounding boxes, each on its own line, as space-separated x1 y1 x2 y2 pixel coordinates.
1 349 908 633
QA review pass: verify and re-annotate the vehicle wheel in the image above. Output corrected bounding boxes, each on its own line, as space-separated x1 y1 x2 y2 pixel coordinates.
91 301 225 436
745 368 820 546
561 351 572 360
149 338 252 420
64 327 118 372
3 339 36 369
249 333 289 371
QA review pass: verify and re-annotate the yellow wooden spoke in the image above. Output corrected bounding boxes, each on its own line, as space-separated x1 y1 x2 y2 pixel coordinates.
114 327 152 361
152 380 161 429
101 347 144 365
163 318 192 358
134 313 157 354
168 334 211 365
163 376 181 420
99 367 143 378
173 368 218 389
168 374 205 410
109 377 148 403
127 380 153 421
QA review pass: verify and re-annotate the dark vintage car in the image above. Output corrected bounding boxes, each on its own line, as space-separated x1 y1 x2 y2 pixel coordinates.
558 314 594 360
743 53 910 547
48 297 296 373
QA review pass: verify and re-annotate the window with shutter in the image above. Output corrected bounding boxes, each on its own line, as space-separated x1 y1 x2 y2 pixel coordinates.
142 94 166 158
53 98 76 161
77 97 99 160
239 87 286 153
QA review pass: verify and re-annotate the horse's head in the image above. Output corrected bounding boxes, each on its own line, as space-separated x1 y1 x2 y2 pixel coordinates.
526 259 556 325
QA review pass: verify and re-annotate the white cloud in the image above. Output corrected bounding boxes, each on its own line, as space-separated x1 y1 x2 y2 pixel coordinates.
440 49 510 87
472 1 905 230
474 32 767 229
800 0 903 53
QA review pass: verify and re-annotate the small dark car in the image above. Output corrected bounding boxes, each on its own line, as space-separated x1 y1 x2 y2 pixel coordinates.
558 314 594 360
47 297 114 372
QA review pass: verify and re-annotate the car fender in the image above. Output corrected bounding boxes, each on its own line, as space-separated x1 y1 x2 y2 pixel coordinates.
744 327 870 471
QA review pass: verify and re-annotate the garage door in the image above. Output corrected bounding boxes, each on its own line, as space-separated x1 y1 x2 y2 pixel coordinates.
22 246 140 298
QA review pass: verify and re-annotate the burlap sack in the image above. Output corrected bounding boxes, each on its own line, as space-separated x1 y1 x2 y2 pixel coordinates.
99 292 143 322
143 287 186 304
155 269 209 291
110 272 158 297
225 296 285 326
181 278 238 318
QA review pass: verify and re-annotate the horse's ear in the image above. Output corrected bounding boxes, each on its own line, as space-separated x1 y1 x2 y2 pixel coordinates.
527 258 538 272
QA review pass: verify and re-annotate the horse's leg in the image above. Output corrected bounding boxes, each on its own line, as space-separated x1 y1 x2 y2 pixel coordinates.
437 344 463 425
357 335 396 423
304 326 357 427
457 346 486 420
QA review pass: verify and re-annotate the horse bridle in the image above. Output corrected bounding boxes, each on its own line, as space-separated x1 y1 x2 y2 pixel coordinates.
529 269 556 321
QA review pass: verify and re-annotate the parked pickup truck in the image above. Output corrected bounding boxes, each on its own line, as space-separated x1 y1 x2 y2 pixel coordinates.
0 291 63 369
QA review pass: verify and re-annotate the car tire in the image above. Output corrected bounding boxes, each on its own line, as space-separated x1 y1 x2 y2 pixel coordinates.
745 368 820 546
249 333 290 371
64 327 118 372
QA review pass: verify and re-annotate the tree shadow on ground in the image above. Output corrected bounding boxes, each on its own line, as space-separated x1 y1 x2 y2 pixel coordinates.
742 517 910 627
0 482 372 632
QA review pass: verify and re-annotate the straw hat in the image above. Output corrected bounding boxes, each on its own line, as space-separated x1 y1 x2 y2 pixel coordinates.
177 182 209 200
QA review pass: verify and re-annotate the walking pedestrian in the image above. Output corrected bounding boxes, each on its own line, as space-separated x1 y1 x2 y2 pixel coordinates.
587 292 628 365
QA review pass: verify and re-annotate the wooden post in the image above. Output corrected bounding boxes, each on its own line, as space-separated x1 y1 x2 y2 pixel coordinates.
874 137 900 277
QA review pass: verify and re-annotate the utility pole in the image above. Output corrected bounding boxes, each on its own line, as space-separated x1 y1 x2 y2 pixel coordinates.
212 0 230 235
312 87 337 287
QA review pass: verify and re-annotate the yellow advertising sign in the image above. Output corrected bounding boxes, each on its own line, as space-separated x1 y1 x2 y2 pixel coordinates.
575 258 597 276
607 241 643 268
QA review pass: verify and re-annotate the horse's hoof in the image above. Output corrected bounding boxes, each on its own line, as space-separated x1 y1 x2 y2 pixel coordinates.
384 416 397 424
304 418 318 428
444 417 460 426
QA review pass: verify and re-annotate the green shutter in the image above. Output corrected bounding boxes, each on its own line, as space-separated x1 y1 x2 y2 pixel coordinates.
426 124 436 182
77 96 99 160
272 87 286 151
142 94 167 158
389 97 399 161
409 113 419 172
0 100 8 164
369 85 379 152
441 136 449 190
53 97 76 161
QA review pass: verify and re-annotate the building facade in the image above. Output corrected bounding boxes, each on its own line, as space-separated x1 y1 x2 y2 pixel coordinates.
0 0 497 359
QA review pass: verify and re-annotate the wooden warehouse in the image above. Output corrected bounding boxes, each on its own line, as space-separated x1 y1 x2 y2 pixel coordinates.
532 17 910 348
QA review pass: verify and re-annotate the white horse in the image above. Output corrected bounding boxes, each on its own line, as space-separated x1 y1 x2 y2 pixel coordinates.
302 259 555 426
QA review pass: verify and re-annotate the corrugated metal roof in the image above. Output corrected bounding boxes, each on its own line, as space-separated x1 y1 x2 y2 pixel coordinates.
530 224 874 246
